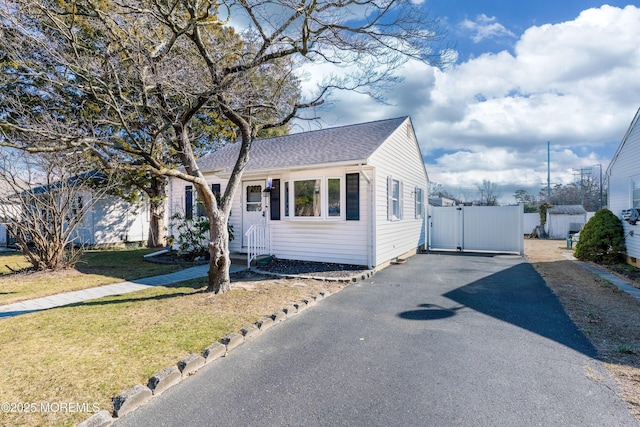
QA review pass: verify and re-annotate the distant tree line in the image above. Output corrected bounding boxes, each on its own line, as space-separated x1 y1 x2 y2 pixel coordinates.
430 174 607 211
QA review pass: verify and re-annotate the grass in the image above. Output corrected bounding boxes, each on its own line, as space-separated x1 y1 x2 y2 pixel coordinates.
525 239 640 419
0 251 344 427
0 248 183 305
617 344 636 355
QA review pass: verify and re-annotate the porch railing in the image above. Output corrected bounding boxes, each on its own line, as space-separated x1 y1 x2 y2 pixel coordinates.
245 219 270 268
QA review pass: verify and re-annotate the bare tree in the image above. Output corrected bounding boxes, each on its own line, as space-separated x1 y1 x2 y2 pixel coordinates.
0 151 114 270
476 180 500 206
546 183 580 206
0 0 448 292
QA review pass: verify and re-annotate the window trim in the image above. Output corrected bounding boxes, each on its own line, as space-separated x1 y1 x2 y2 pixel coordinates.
632 176 640 209
387 177 403 221
287 176 345 221
415 187 424 219
327 177 344 218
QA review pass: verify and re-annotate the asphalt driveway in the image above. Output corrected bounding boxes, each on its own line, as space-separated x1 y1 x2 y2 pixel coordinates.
115 253 638 426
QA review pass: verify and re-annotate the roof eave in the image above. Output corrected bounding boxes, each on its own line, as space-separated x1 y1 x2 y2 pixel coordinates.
213 159 371 178
607 107 640 176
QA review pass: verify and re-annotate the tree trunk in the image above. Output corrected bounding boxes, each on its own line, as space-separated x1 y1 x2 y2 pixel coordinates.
146 176 167 248
147 199 165 247
207 214 231 293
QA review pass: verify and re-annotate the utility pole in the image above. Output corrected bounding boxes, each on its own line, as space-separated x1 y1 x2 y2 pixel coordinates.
547 141 551 203
597 164 602 210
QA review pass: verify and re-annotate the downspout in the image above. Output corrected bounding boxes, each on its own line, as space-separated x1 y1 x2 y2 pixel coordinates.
359 164 374 269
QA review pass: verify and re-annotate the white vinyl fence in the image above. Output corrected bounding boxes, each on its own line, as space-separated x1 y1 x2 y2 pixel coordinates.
429 205 524 255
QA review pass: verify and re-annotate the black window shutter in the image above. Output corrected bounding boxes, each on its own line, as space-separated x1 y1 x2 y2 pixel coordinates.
212 184 221 204
346 173 360 221
270 179 281 220
185 185 193 219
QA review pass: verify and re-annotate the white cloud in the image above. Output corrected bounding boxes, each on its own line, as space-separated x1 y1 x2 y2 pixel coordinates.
459 14 516 43
299 5 640 202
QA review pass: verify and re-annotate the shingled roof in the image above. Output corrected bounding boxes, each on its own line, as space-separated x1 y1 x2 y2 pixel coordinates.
196 116 409 174
548 205 587 215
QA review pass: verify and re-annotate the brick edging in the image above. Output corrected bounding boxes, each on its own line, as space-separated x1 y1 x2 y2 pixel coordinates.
76 270 374 426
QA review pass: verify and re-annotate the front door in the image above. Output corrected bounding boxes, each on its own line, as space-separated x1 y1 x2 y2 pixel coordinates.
242 180 265 248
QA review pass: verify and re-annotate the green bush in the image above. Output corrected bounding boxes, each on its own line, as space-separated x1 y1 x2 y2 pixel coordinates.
574 209 626 265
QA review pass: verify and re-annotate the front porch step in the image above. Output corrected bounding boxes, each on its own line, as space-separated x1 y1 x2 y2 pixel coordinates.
254 254 274 267
229 252 273 267
229 252 246 265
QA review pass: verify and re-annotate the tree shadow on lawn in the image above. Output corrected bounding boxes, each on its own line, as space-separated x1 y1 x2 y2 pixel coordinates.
399 261 597 359
66 281 208 309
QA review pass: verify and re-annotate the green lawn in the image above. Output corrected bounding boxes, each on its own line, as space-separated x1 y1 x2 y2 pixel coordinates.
0 272 341 426
0 248 183 305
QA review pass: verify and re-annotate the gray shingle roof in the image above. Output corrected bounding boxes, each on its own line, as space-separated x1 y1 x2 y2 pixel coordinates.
196 116 409 174
548 205 587 215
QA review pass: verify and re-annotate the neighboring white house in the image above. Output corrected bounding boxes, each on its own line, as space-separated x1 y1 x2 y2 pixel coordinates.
607 107 640 268
0 180 150 248
428 195 457 207
73 195 150 247
545 205 587 239
167 116 429 269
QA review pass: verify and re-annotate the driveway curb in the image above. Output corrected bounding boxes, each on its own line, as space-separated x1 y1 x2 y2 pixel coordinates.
76 285 358 426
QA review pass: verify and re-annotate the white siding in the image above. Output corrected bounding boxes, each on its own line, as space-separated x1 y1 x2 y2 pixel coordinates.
166 175 237 249
266 166 370 265
368 118 428 265
165 117 428 267
608 110 640 260
546 214 587 239
168 168 370 265
75 196 149 245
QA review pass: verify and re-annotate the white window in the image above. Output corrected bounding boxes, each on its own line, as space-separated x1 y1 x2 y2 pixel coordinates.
328 178 341 217
633 177 640 208
246 185 263 212
415 187 424 219
293 179 321 217
387 177 403 221
289 177 344 220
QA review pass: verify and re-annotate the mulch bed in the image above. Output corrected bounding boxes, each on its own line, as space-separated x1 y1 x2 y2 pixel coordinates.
605 263 640 289
146 251 208 265
147 252 369 279
257 258 369 278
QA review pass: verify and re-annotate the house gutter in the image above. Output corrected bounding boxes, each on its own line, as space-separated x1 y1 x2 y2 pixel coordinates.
215 160 365 178
359 163 374 270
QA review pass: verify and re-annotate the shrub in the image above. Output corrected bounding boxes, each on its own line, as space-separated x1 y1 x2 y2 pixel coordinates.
166 213 235 260
574 209 626 265
168 213 210 259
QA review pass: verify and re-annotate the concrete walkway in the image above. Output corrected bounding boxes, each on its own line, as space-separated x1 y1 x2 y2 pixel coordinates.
560 252 640 301
0 264 246 319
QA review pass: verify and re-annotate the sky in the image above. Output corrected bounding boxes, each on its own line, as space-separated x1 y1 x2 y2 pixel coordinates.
296 1 640 204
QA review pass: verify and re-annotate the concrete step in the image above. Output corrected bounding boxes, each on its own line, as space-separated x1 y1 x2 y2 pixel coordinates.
229 253 247 265
229 252 273 267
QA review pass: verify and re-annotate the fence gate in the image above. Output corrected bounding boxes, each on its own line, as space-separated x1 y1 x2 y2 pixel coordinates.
429 205 524 255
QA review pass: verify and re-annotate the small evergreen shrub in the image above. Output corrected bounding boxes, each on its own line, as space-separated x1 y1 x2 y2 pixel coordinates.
574 209 626 265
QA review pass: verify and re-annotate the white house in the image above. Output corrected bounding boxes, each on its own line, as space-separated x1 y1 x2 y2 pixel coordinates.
607 107 640 268
73 195 150 247
0 179 150 248
545 205 587 239
167 116 429 269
